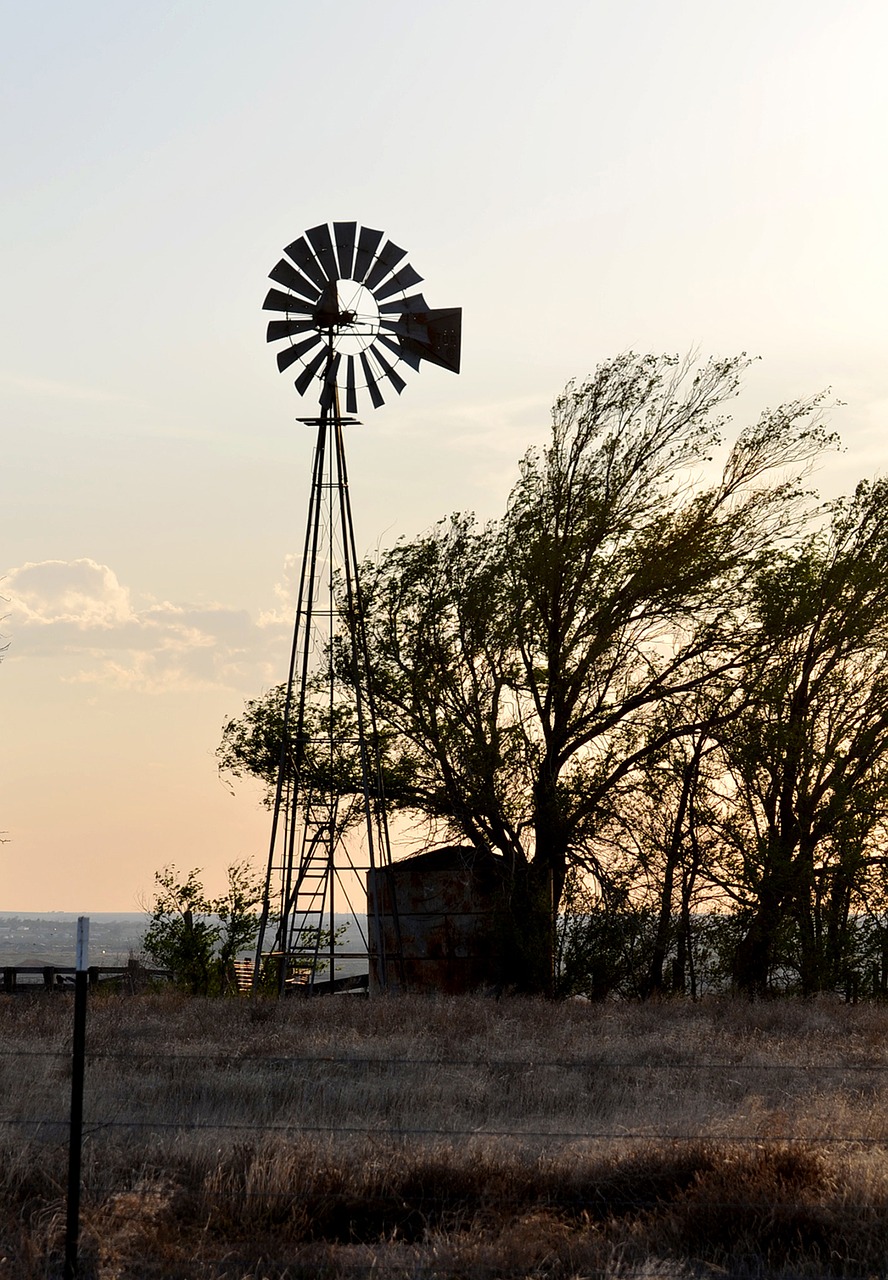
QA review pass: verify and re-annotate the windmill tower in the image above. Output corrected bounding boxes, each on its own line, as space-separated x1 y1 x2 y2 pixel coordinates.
253 222 462 993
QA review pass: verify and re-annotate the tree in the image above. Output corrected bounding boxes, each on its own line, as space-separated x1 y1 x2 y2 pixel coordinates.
355 354 832 988
142 862 264 994
712 480 888 995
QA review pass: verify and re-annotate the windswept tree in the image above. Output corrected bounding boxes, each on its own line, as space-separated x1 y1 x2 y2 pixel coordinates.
713 479 888 995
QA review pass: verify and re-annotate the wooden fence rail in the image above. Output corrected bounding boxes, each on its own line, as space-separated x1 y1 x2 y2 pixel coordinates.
2 965 171 994
1 965 368 995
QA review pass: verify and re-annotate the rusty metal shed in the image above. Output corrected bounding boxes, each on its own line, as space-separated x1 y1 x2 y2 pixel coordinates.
367 846 505 994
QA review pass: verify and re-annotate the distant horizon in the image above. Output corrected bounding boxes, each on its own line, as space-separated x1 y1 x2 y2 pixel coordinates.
0 909 366 920
0 910 148 920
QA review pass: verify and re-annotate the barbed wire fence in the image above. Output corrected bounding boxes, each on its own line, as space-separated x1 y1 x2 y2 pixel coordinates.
6 1054 888 1273
5 941 888 1274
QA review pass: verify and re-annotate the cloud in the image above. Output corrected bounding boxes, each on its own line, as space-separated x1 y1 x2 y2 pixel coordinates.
3 558 288 693
6 559 134 628
257 552 300 628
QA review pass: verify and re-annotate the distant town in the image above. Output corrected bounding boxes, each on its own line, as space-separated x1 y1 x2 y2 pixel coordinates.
0 912 369 973
0 914 147 967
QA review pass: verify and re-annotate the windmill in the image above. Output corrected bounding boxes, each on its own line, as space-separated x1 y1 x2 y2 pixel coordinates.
253 221 462 993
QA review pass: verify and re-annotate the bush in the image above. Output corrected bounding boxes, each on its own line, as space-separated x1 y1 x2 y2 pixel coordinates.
142 862 263 994
556 870 658 999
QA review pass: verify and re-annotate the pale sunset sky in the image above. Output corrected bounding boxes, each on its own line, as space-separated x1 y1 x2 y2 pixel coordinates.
3 1 888 909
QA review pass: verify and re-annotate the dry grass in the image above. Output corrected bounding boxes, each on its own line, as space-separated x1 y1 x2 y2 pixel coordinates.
4 993 888 1277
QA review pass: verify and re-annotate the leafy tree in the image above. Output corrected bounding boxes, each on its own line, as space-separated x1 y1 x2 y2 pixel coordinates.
354 354 832 988
585 478 888 999
712 480 888 995
142 862 263 994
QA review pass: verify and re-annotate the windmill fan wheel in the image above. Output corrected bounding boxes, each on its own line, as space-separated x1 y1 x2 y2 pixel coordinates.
263 221 462 415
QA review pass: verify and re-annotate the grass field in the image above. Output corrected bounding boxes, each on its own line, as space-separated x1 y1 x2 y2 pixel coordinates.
4 992 888 1278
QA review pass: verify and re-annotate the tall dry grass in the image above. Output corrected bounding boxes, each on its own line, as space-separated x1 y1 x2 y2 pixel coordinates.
4 992 888 1277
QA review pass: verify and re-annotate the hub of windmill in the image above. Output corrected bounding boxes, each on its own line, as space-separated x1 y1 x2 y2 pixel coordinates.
310 280 380 353
311 301 357 329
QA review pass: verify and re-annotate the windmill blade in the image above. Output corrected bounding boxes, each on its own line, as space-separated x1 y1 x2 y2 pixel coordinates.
306 223 339 281
352 226 384 283
266 318 316 342
364 240 408 292
378 292 428 315
395 307 461 374
263 288 316 314
268 258 321 301
319 353 341 411
380 316 431 345
373 264 424 302
284 235 329 289
345 355 358 414
426 307 462 373
333 222 357 280
377 332 422 371
360 352 385 409
369 344 407 395
277 333 323 373
294 348 329 397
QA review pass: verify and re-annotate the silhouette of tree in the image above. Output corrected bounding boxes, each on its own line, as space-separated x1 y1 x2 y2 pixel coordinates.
714 480 888 995
354 353 833 988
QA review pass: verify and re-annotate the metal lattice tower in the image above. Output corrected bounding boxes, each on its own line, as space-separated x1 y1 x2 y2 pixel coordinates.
252 221 461 994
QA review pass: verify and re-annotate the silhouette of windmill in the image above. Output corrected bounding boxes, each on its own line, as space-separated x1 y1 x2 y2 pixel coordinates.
252 221 462 993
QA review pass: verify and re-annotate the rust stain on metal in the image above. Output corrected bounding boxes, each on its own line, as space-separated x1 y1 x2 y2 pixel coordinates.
367 846 504 995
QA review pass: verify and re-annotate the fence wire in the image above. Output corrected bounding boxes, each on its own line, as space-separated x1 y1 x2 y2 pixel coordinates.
5 1018 888 1277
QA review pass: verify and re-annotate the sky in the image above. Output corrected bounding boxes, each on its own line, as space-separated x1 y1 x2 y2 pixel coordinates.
3 0 888 911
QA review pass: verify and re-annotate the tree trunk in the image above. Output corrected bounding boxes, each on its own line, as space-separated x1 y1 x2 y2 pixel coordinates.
821 849 862 991
732 822 809 996
732 903 779 996
503 767 568 995
732 865 792 998
646 854 677 998
497 858 555 994
642 742 706 998
645 751 700 997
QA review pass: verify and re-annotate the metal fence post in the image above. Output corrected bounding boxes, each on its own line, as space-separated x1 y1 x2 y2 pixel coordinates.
64 916 89 1280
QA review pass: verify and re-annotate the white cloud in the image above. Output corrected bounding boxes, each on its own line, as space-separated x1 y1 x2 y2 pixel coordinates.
6 559 134 627
3 558 288 693
257 552 300 628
